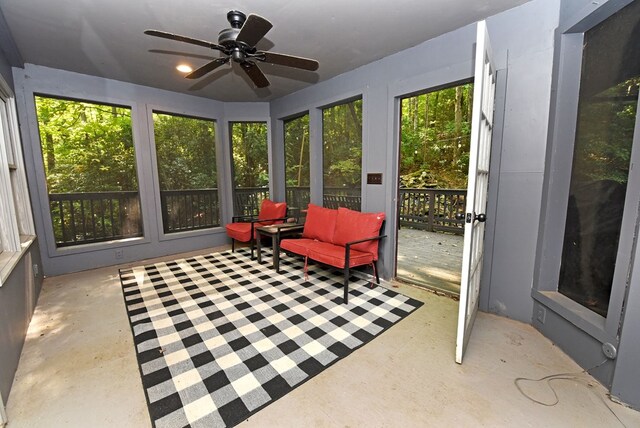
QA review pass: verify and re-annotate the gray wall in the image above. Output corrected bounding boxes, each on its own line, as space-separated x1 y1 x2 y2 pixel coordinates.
0 33 39 419
0 240 43 408
0 43 11 88
14 64 269 277
270 0 561 324
528 0 640 409
0 7 19 89
611 211 640 408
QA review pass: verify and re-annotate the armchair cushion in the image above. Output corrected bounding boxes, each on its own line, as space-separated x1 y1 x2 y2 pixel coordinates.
333 207 385 259
258 199 287 223
302 203 338 243
225 222 255 243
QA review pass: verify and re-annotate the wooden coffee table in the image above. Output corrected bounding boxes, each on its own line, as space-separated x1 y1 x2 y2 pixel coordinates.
256 223 304 272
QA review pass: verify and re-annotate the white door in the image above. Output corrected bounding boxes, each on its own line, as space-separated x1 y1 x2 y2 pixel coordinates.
455 20 496 364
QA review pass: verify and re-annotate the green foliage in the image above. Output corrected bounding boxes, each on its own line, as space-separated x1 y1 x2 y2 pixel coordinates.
573 78 639 184
231 122 269 188
35 96 138 193
153 112 217 190
400 84 472 189
323 99 362 189
284 114 310 187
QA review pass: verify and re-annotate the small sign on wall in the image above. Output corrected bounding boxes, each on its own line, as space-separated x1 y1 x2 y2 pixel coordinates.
367 173 383 185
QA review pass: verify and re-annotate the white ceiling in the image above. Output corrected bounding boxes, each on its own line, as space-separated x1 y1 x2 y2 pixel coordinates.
0 0 528 102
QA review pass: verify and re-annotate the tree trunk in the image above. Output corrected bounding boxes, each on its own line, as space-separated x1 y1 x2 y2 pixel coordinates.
347 102 362 142
45 132 56 173
453 86 463 166
241 123 252 187
297 131 306 186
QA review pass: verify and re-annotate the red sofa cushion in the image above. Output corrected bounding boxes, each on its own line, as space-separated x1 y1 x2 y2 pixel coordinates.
333 208 385 259
307 241 374 269
302 203 337 243
280 238 315 256
225 222 255 242
258 199 287 223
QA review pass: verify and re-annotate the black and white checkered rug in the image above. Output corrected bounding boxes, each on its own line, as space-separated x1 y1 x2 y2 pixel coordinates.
119 248 423 428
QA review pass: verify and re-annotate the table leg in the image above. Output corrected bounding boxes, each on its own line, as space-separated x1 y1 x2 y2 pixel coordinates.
256 231 262 263
274 230 281 273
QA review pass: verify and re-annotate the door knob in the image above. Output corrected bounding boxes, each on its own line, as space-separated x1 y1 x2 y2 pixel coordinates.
455 212 487 223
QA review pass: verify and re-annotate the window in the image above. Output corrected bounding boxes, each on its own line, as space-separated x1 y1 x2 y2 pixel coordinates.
230 122 269 216
34 96 142 247
322 99 362 211
557 1 640 317
284 114 310 212
0 77 35 283
153 112 220 234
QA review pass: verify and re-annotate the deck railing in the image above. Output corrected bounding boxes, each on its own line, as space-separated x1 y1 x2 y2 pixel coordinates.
398 188 466 234
49 186 466 246
49 191 143 247
233 187 270 217
160 189 220 233
323 187 361 210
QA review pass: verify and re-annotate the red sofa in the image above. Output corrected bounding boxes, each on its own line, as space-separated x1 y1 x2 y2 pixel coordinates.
280 204 386 304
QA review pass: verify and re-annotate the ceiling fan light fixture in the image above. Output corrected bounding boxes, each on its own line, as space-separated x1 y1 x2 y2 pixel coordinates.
176 64 193 73
146 10 319 89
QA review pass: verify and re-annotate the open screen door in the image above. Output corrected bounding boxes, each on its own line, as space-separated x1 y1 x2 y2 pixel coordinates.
455 20 496 364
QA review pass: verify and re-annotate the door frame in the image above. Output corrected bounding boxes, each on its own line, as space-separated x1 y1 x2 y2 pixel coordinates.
387 66 474 282
393 79 472 291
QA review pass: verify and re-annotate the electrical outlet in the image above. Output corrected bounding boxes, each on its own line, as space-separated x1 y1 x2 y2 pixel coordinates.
115 249 124 260
32 264 39 277
536 306 546 324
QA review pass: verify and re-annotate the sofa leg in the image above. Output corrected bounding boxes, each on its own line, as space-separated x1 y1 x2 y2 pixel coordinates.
250 238 255 259
343 266 350 304
374 260 380 284
232 239 235 252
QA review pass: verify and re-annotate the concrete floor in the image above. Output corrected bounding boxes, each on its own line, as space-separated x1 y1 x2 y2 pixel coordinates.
5 247 640 428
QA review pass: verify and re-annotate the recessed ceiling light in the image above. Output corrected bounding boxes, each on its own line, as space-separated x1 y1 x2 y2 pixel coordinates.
176 64 193 73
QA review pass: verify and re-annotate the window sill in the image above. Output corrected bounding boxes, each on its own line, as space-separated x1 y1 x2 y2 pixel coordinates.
531 289 611 344
158 226 226 242
0 235 36 287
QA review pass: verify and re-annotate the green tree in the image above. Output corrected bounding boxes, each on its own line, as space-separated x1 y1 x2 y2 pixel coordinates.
153 112 217 190
399 83 473 189
35 96 137 193
572 77 639 184
284 114 310 187
323 99 362 189
231 122 269 188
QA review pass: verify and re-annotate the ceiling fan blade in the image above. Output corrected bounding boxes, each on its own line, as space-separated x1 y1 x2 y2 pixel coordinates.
144 29 225 52
241 62 270 88
236 14 273 47
185 58 229 79
258 51 319 71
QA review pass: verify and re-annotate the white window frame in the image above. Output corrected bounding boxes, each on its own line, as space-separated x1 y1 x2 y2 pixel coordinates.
0 75 35 286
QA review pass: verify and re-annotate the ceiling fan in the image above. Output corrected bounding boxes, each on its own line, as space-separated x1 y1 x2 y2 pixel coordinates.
145 10 319 89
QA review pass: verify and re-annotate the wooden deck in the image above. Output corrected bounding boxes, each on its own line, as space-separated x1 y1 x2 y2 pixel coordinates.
396 228 463 295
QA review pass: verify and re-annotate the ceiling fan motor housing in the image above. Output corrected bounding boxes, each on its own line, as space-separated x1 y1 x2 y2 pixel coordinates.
218 10 254 57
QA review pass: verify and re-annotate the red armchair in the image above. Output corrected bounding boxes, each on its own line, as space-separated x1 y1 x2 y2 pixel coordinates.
225 199 287 259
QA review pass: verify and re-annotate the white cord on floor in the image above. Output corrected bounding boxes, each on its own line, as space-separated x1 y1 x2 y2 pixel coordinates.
514 359 627 427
